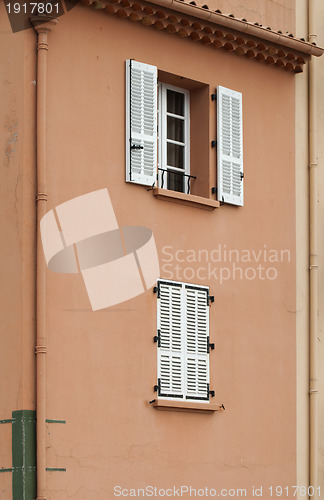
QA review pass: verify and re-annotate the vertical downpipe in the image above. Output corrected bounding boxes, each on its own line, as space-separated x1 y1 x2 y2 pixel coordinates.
30 16 58 500
308 0 318 498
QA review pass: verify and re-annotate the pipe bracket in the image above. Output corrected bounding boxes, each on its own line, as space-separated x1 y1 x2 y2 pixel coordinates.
37 42 49 51
36 193 48 202
35 345 47 354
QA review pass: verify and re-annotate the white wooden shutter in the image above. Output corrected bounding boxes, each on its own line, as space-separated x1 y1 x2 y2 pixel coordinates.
157 281 184 398
156 280 211 402
125 60 157 186
184 286 209 400
217 86 243 206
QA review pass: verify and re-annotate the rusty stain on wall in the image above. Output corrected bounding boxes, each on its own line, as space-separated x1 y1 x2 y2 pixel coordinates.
4 119 17 166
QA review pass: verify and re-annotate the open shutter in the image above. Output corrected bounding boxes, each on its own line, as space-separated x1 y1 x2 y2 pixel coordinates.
126 60 157 186
217 86 243 206
157 281 184 398
184 286 209 400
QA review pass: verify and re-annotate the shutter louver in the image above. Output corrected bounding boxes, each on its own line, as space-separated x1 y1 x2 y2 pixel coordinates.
126 60 157 186
157 282 184 398
185 286 209 400
217 86 243 206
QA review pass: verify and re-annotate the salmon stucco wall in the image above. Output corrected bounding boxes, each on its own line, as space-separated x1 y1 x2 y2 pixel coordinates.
44 6 296 499
0 8 37 496
0 2 298 499
296 0 324 496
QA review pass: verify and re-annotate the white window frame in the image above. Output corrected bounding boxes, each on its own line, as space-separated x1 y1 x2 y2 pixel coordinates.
156 279 211 403
158 83 190 193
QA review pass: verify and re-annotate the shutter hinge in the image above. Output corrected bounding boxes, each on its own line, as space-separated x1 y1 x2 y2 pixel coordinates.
153 283 160 298
207 384 215 398
207 294 214 305
211 93 217 101
211 140 217 148
207 336 215 353
154 330 161 347
240 172 244 180
212 187 217 195
154 378 161 395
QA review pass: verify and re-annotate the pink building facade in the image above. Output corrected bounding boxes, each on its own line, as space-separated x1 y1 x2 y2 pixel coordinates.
0 1 322 498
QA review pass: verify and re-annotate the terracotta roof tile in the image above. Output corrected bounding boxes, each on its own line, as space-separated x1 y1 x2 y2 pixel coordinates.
83 0 324 72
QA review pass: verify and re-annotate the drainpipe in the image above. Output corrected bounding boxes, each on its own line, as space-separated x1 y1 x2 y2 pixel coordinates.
308 0 318 498
30 16 58 500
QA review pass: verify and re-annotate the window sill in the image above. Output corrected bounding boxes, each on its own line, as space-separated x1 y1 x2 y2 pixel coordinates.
152 188 220 211
152 399 222 414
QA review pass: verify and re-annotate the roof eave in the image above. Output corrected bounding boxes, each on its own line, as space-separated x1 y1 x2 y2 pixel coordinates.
153 0 324 57
83 0 323 72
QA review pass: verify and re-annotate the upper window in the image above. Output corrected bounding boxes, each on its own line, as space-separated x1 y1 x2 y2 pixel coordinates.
158 83 190 193
125 59 244 206
154 279 214 402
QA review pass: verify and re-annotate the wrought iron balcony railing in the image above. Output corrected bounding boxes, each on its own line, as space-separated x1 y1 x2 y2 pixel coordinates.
158 168 196 195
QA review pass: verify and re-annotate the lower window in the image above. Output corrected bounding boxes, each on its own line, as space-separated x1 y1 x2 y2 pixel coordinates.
155 279 213 402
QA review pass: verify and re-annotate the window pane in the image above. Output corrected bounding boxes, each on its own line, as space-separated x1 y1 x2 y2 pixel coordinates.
167 116 184 142
167 143 184 169
167 171 184 193
167 90 184 116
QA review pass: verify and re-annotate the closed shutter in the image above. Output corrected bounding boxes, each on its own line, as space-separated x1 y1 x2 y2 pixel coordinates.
125 60 157 187
156 281 211 401
185 286 209 400
157 281 184 398
217 85 243 206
